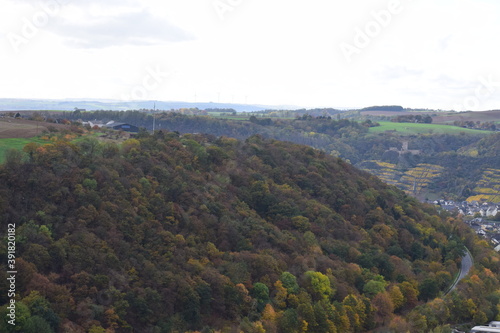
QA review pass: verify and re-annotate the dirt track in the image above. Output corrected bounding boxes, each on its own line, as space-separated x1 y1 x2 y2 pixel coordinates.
0 118 68 139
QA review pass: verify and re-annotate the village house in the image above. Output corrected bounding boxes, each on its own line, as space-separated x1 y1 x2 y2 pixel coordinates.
432 200 500 252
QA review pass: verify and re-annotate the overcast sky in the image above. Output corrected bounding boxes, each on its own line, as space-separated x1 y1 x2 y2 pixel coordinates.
1 0 499 110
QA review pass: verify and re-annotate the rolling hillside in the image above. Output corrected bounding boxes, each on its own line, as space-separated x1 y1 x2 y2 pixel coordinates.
1 132 499 332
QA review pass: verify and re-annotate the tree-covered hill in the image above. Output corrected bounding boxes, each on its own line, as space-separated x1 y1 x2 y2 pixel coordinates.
65 110 499 200
1 131 499 332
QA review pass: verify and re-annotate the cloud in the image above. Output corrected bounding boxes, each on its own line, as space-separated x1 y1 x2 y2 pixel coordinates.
48 9 194 48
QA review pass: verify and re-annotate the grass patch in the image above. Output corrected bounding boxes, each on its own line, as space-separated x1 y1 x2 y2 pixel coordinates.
0 137 49 163
369 122 493 135
0 130 104 164
207 112 249 120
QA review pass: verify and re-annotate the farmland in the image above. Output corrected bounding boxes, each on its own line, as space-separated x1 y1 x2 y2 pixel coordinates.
360 109 500 123
360 110 436 117
0 118 56 139
0 119 50 162
0 118 78 163
432 110 500 124
369 121 493 135
0 137 50 163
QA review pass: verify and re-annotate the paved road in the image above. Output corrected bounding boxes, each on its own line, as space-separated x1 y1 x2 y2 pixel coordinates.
446 247 473 295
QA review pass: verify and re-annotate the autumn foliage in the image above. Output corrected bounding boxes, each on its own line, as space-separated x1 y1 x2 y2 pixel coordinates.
0 132 499 332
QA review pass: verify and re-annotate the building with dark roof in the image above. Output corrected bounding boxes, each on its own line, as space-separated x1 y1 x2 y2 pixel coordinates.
106 123 139 133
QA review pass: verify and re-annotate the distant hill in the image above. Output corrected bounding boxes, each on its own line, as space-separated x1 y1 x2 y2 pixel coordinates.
361 105 404 112
0 98 295 113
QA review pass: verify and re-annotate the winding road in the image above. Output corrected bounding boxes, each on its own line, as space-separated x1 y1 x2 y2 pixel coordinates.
445 247 473 296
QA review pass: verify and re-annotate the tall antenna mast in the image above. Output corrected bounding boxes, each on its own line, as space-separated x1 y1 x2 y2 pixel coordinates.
153 101 156 132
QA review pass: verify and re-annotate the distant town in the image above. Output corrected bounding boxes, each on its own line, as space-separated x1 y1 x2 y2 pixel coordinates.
434 199 500 251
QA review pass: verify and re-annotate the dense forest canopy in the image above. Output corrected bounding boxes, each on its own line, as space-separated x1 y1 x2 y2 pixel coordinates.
66 110 500 200
1 130 500 332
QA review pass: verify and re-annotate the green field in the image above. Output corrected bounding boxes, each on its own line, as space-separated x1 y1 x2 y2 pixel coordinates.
0 137 49 163
206 111 297 120
369 121 493 135
207 112 250 120
0 131 121 164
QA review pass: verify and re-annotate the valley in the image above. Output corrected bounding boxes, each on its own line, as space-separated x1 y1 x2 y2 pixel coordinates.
0 107 499 332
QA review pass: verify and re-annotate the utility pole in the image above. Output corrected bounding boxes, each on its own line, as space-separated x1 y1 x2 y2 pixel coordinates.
152 102 156 132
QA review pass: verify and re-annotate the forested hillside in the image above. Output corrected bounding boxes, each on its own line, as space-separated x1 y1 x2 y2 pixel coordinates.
1 131 500 332
67 111 499 200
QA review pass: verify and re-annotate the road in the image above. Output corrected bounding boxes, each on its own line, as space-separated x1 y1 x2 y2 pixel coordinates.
446 247 473 295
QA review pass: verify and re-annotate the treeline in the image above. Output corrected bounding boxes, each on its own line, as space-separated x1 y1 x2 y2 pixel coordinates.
0 132 499 332
361 106 404 112
391 115 433 124
206 108 236 113
65 111 498 199
453 120 497 131
289 108 344 117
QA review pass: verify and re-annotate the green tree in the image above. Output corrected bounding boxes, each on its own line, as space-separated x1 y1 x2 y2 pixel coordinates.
4 149 25 167
419 278 439 302
281 272 300 294
0 302 31 332
278 309 299 333
22 291 60 330
23 316 54 333
363 280 386 298
304 271 333 301
252 283 270 312
78 137 101 162
342 294 367 332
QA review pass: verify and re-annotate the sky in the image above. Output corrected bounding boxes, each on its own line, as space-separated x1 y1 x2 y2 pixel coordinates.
1 0 500 110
